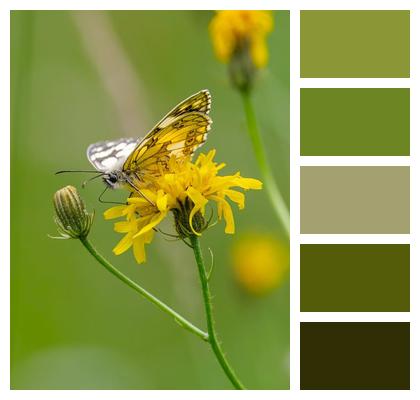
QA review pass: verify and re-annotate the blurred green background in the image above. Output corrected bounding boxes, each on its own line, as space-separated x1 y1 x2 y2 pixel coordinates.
11 10 290 389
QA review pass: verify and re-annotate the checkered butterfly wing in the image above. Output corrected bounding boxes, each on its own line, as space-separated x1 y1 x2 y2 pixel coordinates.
87 137 140 172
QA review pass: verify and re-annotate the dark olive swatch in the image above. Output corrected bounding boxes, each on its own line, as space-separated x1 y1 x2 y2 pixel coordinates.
300 322 410 390
300 244 410 312
301 10 410 77
300 88 410 156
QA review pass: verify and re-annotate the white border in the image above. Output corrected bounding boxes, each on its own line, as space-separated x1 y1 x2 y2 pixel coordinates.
2 0 419 398
2 0 10 396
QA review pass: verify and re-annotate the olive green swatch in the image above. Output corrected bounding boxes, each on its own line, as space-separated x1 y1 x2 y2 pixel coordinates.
300 10 410 77
300 166 410 234
300 88 410 156
300 322 410 389
300 244 410 312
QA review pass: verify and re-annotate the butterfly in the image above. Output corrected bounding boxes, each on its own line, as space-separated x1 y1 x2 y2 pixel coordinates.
86 90 212 193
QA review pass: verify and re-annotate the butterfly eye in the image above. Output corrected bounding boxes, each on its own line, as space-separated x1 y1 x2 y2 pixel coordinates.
109 175 117 184
105 174 118 185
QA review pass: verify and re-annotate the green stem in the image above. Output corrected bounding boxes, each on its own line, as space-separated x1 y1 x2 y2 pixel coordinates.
240 89 290 237
80 236 209 342
190 235 246 390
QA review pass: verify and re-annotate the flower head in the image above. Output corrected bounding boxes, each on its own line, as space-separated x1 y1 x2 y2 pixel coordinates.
104 150 262 264
209 11 273 90
53 185 94 239
232 233 289 296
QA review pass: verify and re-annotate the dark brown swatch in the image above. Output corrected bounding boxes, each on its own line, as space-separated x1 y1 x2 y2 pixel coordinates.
300 322 410 390
300 244 410 312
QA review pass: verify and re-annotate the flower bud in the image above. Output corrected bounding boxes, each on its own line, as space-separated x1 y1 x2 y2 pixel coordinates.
53 186 94 239
228 39 257 92
173 198 206 238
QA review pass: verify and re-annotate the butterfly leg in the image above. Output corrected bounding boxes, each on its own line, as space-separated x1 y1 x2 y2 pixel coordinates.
126 175 155 206
98 186 126 205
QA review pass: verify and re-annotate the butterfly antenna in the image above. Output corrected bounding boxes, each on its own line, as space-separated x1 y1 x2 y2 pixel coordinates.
82 173 104 188
55 170 101 175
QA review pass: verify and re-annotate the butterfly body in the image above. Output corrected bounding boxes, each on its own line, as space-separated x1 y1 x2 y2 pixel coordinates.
101 170 129 190
87 90 212 192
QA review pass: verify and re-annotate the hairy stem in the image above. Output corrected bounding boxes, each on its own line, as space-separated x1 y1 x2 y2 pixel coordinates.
240 89 290 237
80 236 209 342
190 235 246 389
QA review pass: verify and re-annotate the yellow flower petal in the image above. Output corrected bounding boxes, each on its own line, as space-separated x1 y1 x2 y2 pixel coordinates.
232 176 263 190
103 205 128 220
112 232 133 255
224 189 245 209
220 198 235 234
132 238 146 264
251 38 268 68
208 194 223 218
132 230 155 264
186 186 208 209
133 211 167 238
128 197 151 206
156 190 168 212
144 229 154 244
186 187 209 236
114 221 135 233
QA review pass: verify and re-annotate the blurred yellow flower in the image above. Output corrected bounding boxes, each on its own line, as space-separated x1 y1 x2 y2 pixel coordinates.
209 10 273 68
104 150 262 264
232 233 289 296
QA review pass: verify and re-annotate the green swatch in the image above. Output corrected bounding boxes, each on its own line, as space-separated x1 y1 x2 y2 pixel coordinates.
300 244 410 312
300 322 410 389
301 88 410 156
301 166 410 234
301 10 410 78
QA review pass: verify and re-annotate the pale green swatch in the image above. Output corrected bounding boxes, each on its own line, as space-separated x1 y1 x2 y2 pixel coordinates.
300 167 410 233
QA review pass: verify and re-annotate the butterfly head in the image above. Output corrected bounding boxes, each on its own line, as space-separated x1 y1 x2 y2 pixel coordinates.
103 171 125 189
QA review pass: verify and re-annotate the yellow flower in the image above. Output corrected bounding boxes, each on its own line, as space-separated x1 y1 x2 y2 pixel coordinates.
104 150 262 264
103 189 169 264
209 10 273 68
232 233 289 296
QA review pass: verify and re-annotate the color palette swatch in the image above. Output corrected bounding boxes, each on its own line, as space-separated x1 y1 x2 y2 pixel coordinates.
301 88 410 156
300 244 410 312
299 10 410 390
300 322 410 389
300 10 410 77
300 166 410 234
